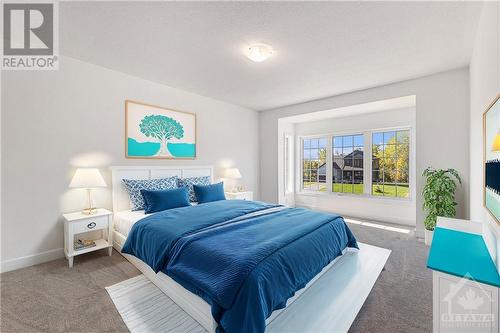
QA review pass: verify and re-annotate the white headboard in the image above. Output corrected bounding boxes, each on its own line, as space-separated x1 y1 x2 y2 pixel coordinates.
110 165 214 212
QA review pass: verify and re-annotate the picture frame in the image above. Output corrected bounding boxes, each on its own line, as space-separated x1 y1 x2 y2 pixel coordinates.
125 100 196 159
483 93 500 224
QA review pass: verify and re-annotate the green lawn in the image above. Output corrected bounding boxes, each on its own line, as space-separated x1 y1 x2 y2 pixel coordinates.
304 182 409 198
372 184 409 198
332 183 364 194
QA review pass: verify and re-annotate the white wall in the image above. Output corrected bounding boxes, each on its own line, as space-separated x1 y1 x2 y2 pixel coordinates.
260 68 470 235
1 56 259 271
291 108 416 226
469 2 500 264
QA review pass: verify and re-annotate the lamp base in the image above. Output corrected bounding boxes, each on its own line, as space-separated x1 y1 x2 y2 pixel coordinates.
82 207 98 215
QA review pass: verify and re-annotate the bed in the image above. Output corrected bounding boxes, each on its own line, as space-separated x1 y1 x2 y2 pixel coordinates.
110 166 387 333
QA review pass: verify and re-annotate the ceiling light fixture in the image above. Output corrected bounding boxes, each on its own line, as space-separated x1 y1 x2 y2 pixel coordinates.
245 44 274 62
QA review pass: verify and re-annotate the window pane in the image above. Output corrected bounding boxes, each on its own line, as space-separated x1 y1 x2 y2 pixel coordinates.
372 129 410 198
318 163 326 184
310 138 319 148
396 144 409 169
397 130 409 144
318 148 327 164
302 137 328 192
382 184 397 197
310 149 319 160
332 147 342 157
396 184 409 198
373 132 384 145
372 184 384 196
383 131 396 144
383 158 397 175
353 148 364 160
353 158 364 170
383 144 396 158
303 139 311 149
372 144 383 159
333 136 343 148
343 170 353 184
333 161 342 192
383 169 395 183
397 169 409 184
353 135 364 146
353 181 364 194
342 183 353 193
342 146 353 156
318 138 327 148
334 157 344 171
303 149 310 160
343 135 353 147
353 169 363 183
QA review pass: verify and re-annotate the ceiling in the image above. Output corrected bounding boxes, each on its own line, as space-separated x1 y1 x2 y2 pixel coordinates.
60 2 483 111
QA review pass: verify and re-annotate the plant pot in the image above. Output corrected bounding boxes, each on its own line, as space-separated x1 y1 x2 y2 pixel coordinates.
425 229 434 246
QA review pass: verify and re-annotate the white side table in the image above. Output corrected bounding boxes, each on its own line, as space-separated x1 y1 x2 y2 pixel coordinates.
225 191 253 201
62 208 113 268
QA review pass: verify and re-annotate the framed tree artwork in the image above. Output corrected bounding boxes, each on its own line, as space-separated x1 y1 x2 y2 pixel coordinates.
484 93 500 224
125 100 196 159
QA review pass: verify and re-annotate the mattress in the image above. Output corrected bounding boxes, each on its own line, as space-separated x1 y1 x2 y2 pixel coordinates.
114 203 199 236
114 210 151 236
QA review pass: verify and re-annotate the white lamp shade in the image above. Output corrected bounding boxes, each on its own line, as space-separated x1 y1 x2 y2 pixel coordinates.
69 168 106 188
224 168 242 179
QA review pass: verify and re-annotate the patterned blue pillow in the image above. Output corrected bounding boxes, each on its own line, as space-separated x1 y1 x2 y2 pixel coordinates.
122 177 178 211
178 176 211 202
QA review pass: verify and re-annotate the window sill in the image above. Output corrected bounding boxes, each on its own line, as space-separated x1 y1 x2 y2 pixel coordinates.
296 190 413 203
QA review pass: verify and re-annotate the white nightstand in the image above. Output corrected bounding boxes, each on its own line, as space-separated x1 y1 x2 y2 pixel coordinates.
62 208 113 268
225 191 253 201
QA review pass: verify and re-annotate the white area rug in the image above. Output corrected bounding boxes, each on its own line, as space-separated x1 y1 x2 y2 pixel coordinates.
105 275 206 333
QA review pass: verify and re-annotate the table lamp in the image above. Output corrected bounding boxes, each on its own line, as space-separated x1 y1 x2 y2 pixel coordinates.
224 168 242 192
69 168 106 215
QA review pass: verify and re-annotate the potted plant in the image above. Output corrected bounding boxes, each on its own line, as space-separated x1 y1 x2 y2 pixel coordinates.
422 168 462 246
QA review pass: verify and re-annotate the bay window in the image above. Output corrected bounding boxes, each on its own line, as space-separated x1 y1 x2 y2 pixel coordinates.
300 128 411 199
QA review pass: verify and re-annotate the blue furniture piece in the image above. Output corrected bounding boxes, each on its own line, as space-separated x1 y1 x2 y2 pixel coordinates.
427 218 500 333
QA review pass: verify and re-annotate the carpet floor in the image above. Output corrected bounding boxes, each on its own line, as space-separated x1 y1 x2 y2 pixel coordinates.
0 220 431 332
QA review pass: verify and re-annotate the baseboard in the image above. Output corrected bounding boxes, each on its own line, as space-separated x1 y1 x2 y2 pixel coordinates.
415 229 425 239
1 248 65 273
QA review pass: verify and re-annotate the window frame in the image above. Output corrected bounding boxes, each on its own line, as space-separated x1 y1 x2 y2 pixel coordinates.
297 126 413 201
332 133 365 195
299 135 330 193
371 129 411 199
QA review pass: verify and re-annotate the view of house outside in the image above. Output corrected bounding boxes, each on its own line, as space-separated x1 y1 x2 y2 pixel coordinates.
302 129 410 198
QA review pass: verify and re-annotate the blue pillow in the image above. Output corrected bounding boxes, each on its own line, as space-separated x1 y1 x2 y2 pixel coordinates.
178 176 211 202
193 182 226 204
140 187 190 214
122 177 178 211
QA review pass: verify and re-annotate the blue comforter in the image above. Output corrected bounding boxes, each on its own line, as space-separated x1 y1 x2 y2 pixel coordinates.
122 200 358 333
